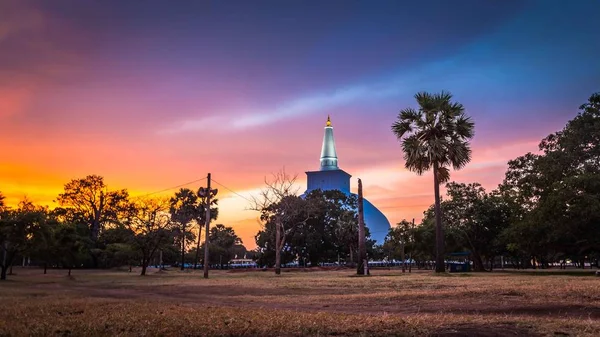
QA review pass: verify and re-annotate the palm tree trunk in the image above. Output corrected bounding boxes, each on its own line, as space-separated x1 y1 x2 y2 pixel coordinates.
141 256 147 276
275 221 281 275
433 163 445 273
194 224 202 269
401 243 406 273
1 243 6 280
180 225 186 271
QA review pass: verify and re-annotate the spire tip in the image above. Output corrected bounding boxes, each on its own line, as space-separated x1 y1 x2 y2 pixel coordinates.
326 115 332 127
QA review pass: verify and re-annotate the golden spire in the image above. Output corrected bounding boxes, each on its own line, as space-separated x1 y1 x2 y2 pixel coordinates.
326 115 332 127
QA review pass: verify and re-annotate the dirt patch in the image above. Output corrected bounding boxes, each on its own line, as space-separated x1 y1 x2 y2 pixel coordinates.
436 304 600 319
430 323 541 337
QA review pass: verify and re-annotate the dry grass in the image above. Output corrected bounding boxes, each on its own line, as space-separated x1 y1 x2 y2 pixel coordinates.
0 267 599 336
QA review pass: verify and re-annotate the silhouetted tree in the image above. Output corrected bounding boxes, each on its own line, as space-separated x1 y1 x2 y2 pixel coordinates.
251 169 307 275
126 198 174 275
392 91 475 273
0 199 47 280
169 188 199 270
205 224 242 268
56 175 130 242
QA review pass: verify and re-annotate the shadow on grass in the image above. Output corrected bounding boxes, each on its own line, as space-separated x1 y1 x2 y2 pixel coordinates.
495 270 597 277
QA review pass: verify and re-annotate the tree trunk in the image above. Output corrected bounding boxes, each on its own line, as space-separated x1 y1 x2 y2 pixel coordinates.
90 252 99 269
275 221 282 275
0 266 6 280
194 225 202 270
68 268 72 276
141 258 147 276
401 243 406 273
159 250 163 269
357 179 368 275
44 263 47 275
180 225 186 271
433 163 445 273
471 252 486 272
9 264 13 275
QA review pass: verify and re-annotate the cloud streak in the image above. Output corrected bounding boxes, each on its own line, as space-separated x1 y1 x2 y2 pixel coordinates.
159 1 599 135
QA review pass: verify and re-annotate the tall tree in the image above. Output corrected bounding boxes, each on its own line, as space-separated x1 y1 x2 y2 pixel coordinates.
126 198 174 275
498 92 600 268
54 222 88 276
392 91 475 273
169 188 199 271
56 175 130 242
0 200 47 280
206 224 242 268
255 189 372 268
438 183 512 271
384 220 413 271
251 169 307 275
30 213 59 274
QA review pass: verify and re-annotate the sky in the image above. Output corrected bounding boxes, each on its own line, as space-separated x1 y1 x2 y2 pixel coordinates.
1 0 599 248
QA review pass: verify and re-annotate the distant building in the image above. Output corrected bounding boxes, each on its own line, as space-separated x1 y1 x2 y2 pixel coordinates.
303 116 391 243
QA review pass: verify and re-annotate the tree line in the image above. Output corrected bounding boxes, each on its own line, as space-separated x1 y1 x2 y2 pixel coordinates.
251 92 599 273
0 178 246 280
2 92 598 278
385 92 600 271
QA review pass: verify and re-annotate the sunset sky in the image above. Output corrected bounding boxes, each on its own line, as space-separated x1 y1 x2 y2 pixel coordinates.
1 0 599 248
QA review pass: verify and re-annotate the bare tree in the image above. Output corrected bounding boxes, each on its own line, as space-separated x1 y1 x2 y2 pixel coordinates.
249 168 307 275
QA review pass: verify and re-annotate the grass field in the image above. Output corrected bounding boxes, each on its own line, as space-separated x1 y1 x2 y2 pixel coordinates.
0 267 599 336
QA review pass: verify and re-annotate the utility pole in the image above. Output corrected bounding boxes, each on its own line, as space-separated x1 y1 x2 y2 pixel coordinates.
200 173 218 279
357 178 368 276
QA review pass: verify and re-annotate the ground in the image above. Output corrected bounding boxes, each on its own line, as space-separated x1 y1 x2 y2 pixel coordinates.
0 267 599 336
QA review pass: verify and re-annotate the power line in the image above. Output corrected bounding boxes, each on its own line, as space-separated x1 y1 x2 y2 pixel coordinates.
133 177 207 199
211 178 254 203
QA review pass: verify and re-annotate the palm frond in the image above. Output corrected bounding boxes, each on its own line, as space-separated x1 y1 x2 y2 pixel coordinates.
448 140 472 170
393 90 474 181
455 114 475 139
402 135 430 175
436 166 451 184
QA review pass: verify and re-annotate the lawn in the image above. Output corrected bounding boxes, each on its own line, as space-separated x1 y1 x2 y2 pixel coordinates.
0 267 598 336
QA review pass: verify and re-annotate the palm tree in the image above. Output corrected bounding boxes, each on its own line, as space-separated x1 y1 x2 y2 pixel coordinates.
392 91 474 273
169 188 199 271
